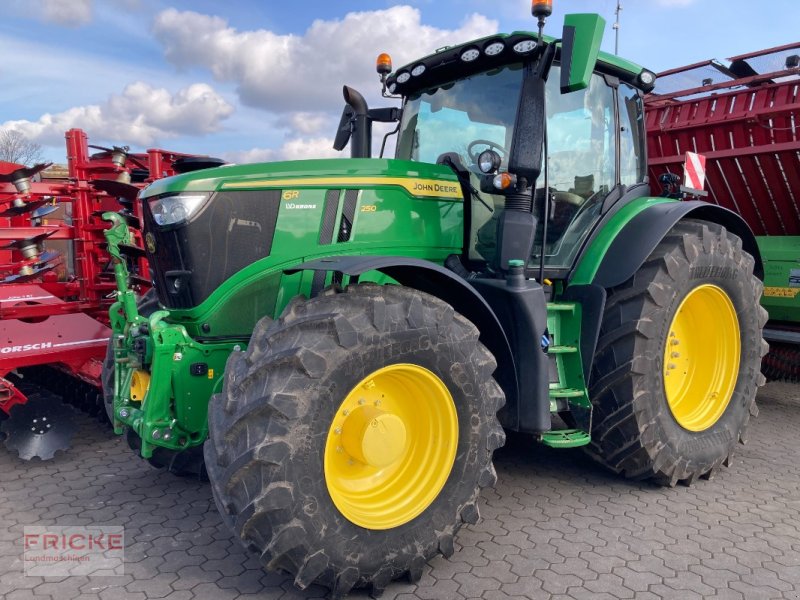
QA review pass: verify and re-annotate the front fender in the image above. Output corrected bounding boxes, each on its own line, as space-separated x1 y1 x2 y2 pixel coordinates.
286 256 519 418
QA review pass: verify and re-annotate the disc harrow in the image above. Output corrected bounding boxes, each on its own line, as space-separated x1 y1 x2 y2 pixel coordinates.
0 382 76 461
762 342 800 383
0 128 222 460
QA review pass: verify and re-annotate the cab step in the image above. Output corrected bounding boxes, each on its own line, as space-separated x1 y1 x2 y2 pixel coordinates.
549 387 585 398
546 302 577 312
540 429 591 448
548 345 578 354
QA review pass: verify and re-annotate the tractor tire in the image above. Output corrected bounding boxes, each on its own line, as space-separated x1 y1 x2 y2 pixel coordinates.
205 284 505 597
102 289 207 480
588 220 768 486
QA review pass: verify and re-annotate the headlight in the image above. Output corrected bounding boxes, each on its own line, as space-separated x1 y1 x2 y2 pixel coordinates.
639 70 656 86
484 41 505 56
396 71 411 83
478 149 501 174
149 193 209 226
513 39 536 54
411 64 426 77
460 47 480 62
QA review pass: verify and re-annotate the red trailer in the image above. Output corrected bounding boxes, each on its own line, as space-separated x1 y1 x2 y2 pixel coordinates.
645 42 800 380
0 129 222 458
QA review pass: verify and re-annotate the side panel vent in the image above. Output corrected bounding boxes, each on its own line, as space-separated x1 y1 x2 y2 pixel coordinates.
319 189 340 245
337 189 359 243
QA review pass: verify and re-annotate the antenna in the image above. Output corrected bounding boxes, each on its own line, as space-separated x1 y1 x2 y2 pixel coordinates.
613 1 622 55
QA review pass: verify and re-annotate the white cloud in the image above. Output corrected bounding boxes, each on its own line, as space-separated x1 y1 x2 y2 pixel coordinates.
41 0 92 26
2 82 234 147
152 6 498 113
10 0 144 27
225 136 341 164
288 112 331 136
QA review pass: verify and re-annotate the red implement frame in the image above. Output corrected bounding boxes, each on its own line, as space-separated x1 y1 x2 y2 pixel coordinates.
645 42 800 236
0 128 211 414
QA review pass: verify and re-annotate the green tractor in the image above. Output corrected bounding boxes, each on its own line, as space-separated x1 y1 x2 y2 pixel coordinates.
104 6 766 597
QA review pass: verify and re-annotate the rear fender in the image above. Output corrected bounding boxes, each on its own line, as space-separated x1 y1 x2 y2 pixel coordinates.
578 201 763 289
568 201 762 385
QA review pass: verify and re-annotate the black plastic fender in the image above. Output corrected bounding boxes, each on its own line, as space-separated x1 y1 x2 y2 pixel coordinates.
591 201 763 289
285 256 519 412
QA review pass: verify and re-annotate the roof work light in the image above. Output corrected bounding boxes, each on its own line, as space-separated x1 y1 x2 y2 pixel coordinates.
376 53 393 76
531 0 553 18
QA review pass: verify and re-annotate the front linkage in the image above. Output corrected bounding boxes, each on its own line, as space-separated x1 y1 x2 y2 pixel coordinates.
103 213 232 459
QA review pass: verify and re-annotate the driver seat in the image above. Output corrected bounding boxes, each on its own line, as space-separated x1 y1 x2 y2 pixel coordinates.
569 174 595 200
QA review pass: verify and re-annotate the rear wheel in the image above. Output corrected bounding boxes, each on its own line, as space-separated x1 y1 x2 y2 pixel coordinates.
588 220 768 485
204 284 505 597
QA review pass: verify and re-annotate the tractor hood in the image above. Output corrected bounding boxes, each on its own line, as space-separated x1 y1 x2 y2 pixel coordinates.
139 158 464 311
141 158 461 199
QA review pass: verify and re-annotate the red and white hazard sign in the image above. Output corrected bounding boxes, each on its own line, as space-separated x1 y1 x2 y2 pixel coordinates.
683 151 707 191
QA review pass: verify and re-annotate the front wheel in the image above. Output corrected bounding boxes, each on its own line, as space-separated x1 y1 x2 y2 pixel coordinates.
204 284 505 597
588 220 768 485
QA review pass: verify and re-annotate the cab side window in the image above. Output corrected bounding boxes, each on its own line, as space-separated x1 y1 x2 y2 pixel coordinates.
536 67 616 268
618 83 646 186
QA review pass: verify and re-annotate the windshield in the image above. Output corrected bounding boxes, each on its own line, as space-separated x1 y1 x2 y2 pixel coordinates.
395 61 627 273
396 64 523 165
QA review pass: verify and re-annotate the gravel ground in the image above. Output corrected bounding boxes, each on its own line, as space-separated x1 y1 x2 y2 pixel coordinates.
1 381 799 599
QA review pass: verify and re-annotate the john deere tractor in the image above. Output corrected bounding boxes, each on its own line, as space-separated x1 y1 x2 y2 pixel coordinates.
104 5 766 597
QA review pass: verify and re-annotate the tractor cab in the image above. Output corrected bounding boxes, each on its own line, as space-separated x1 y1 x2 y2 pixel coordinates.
340 12 655 280
395 56 644 273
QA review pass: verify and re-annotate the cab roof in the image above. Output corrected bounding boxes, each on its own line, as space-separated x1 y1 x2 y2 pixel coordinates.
387 31 651 97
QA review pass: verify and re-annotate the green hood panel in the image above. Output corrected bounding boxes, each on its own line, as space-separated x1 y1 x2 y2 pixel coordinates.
142 159 461 198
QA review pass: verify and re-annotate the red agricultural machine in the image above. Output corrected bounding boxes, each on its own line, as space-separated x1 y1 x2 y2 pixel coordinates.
0 128 222 459
645 42 800 380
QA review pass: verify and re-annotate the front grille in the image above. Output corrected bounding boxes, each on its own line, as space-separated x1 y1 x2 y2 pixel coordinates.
145 189 281 309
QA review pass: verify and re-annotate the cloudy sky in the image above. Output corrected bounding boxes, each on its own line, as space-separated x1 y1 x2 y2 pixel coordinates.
1 0 797 164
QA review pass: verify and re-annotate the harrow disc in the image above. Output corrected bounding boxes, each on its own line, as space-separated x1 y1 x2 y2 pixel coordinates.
0 163 52 182
20 366 107 423
0 199 49 217
1 388 77 460
90 178 140 203
29 204 59 220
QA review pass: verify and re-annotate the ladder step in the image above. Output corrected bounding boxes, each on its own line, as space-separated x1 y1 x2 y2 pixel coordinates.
549 387 585 398
547 302 577 312
548 345 578 354
540 429 591 448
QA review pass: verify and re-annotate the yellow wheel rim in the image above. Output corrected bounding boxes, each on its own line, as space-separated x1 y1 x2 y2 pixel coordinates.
324 363 458 530
663 284 740 431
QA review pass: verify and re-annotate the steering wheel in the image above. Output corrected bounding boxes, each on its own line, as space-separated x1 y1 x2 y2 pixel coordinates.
467 139 507 164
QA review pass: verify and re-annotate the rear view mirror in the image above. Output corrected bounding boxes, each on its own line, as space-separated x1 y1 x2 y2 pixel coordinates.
560 13 605 93
333 105 355 152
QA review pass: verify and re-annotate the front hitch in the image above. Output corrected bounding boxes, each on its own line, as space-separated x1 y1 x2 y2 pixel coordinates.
102 211 143 326
102 212 224 458
103 212 149 434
